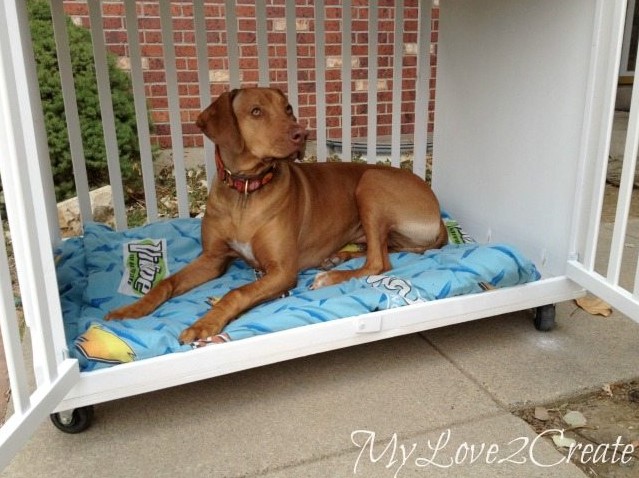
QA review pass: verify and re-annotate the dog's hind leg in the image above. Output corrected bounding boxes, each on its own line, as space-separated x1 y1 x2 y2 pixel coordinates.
311 168 444 289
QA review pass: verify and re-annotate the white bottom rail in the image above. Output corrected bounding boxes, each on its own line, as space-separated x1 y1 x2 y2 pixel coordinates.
56 276 583 413
0 359 79 470
567 260 639 324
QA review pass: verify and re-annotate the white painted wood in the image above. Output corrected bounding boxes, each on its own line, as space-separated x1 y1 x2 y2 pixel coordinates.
224 0 241 89
255 0 270 87
2 0 639 465
0 360 79 471
581 0 627 270
159 0 189 218
87 1 128 230
390 0 404 168
124 1 158 223
0 0 80 466
50 0 92 227
0 224 29 416
413 1 432 178
193 0 216 186
55 277 583 412
314 0 327 162
433 0 603 278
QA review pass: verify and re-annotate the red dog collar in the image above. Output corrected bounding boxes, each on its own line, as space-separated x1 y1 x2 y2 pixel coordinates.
215 146 276 195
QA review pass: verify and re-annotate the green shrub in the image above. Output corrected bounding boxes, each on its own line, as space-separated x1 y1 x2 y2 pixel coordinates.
28 0 143 202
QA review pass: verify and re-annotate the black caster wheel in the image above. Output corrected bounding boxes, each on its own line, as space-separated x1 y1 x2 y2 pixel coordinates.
534 304 556 332
50 406 94 434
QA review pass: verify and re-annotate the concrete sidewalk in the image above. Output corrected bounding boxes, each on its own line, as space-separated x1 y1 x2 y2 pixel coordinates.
2 298 639 477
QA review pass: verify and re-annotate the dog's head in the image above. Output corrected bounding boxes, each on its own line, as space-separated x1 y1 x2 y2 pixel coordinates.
196 88 307 174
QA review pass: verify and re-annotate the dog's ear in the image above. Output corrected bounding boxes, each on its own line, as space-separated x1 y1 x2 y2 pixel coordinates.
196 89 244 154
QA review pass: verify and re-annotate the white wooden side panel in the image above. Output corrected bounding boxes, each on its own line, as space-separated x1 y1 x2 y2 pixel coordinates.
432 0 597 277
0 0 80 468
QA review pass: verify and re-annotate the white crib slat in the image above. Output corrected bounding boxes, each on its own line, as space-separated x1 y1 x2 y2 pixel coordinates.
341 0 352 162
568 0 608 266
0 226 30 415
124 1 158 223
159 0 189 218
255 0 269 87
367 1 378 164
315 1 327 162
193 0 216 186
609 37 639 287
0 0 68 382
224 0 241 89
285 0 299 114
413 0 432 178
50 0 92 226
582 0 627 270
390 0 404 168
87 1 127 230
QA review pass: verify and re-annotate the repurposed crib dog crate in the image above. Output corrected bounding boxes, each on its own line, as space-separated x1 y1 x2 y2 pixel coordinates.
2 0 639 467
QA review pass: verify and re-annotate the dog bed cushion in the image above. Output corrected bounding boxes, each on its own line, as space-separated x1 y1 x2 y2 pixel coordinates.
54 215 540 371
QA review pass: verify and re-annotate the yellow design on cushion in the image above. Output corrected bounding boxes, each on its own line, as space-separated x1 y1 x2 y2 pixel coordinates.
76 324 136 364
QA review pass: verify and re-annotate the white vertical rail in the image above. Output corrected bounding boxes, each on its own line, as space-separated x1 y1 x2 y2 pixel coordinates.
225 0 241 89
159 0 189 218
124 1 158 223
390 0 405 167
582 0 627 270
569 0 609 264
285 0 299 114
0 224 30 416
315 0 327 162
193 0 216 185
0 0 70 383
87 1 128 230
341 0 352 162
367 0 379 164
255 0 270 87
413 0 432 178
50 0 92 226
608 36 639 286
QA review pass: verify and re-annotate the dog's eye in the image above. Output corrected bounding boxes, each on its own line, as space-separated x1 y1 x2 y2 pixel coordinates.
285 105 293 115
251 107 262 117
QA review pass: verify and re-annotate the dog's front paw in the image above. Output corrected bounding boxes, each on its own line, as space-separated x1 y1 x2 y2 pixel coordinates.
179 318 224 345
105 304 146 321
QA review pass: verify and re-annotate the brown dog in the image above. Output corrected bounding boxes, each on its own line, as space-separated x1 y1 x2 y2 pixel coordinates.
106 87 447 343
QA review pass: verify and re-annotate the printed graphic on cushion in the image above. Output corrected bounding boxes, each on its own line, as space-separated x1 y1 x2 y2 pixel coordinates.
75 324 137 364
444 218 474 245
366 275 423 307
118 238 169 297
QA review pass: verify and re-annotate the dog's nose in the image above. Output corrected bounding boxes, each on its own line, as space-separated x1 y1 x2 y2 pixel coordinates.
289 126 306 145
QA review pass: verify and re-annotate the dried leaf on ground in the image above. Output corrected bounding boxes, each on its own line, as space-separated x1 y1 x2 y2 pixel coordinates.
563 410 588 428
534 406 550 421
552 434 577 448
575 295 612 317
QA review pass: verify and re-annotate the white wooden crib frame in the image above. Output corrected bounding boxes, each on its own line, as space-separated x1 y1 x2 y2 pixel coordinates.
2 0 639 468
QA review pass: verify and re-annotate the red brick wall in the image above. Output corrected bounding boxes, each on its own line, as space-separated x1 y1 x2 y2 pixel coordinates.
62 0 438 150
